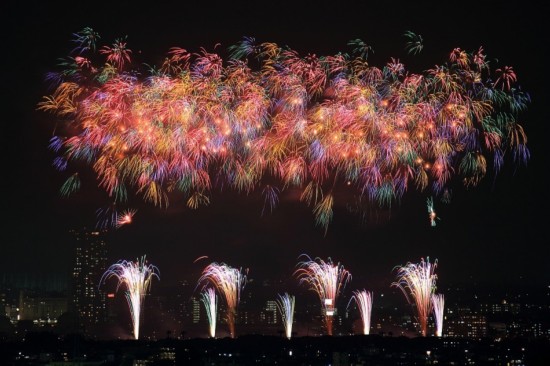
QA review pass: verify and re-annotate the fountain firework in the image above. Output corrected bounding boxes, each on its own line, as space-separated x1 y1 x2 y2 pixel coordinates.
197 262 247 338
200 287 218 338
294 254 351 335
348 289 373 335
100 256 159 339
275 292 295 339
392 257 437 336
432 293 445 337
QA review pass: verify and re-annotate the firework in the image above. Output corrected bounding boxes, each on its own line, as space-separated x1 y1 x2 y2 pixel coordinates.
116 208 137 228
403 31 423 55
100 256 159 339
40 29 530 232
95 204 119 231
200 287 218 338
348 289 373 335
276 292 295 339
94 204 136 231
294 254 351 335
432 293 445 337
197 262 247 338
426 196 439 227
392 257 437 337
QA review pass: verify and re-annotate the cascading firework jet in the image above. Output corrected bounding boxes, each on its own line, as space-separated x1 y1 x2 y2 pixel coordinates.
100 256 159 340
275 292 296 339
40 29 531 234
392 257 437 337
432 293 445 337
197 262 247 338
348 289 373 335
294 254 351 335
200 287 218 338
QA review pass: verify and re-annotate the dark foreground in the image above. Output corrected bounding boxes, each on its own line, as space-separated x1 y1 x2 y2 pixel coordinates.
1 333 549 365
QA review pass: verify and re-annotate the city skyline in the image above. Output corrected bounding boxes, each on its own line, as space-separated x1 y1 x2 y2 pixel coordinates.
3 244 549 342
2 0 548 297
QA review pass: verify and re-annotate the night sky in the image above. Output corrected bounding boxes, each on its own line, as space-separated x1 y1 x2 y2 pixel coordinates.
2 0 549 292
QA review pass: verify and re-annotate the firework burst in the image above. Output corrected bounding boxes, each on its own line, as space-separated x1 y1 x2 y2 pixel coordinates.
294 254 351 335
116 208 137 228
100 256 160 339
40 29 531 233
392 257 437 337
197 262 247 338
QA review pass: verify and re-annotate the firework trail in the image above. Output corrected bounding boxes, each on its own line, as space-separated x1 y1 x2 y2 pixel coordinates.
426 196 439 227
100 256 159 339
276 292 295 339
40 29 531 233
294 254 351 335
432 293 445 337
392 257 437 336
200 287 218 338
348 289 373 335
197 262 247 338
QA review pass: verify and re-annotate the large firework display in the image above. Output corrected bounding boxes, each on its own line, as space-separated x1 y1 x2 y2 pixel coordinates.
39 28 530 232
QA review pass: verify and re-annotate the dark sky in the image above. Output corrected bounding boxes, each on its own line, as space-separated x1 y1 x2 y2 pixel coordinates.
2 0 549 291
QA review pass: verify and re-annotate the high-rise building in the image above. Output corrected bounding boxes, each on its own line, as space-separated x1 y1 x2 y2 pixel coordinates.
262 300 278 325
70 228 108 331
191 296 201 324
